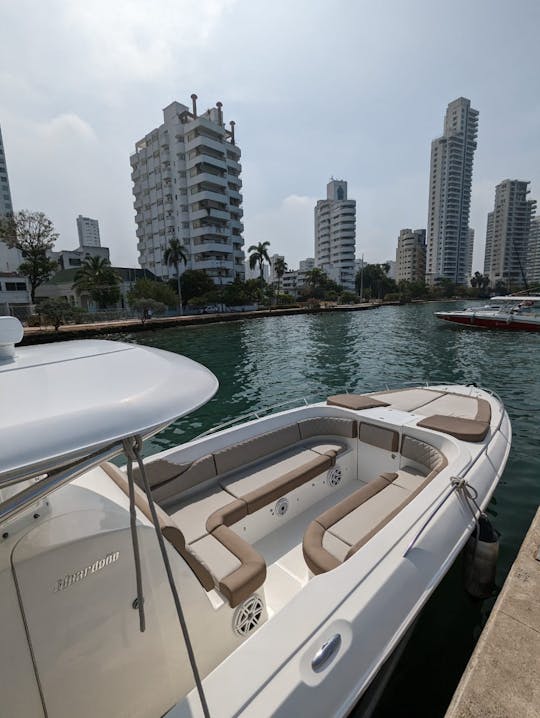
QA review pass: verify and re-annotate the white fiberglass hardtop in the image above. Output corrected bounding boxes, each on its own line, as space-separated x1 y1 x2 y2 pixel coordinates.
0 319 218 484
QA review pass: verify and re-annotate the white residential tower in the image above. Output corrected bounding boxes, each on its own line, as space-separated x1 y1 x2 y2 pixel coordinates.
131 95 245 284
314 179 356 290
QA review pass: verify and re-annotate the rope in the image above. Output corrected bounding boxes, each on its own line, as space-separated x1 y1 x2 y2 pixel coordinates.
450 477 485 521
123 439 146 632
128 436 211 718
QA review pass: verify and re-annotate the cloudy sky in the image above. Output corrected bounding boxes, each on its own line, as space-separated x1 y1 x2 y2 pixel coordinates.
1 0 539 271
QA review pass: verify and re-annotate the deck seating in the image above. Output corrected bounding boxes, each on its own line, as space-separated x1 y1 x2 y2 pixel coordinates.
109 416 449 604
302 435 447 575
124 418 355 606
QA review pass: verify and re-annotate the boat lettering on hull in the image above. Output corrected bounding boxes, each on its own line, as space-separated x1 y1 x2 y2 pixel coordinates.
53 551 120 593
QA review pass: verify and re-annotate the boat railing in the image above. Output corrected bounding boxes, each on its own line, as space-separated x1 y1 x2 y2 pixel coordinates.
193 397 316 439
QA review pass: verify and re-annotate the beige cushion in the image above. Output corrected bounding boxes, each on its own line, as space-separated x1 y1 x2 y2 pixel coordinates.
416 415 489 442
220 449 325 500
394 466 428 492
241 454 332 513
370 388 443 411
359 422 399 452
303 521 341 575
187 534 242 582
298 417 357 439
169 485 237 544
416 394 480 420
213 424 301 475
304 441 347 457
327 394 389 410
329 483 410 546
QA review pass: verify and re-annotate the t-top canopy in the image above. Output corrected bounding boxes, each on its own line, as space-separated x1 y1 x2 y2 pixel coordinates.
0 338 219 485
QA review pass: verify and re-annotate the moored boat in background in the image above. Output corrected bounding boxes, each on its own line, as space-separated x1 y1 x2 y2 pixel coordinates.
435 296 540 331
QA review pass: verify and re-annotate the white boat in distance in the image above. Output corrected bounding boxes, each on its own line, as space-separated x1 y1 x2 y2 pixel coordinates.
0 317 511 718
435 295 540 331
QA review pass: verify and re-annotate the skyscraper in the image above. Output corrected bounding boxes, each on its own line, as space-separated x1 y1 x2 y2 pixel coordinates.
483 180 536 287
314 179 356 290
77 215 101 248
527 217 540 286
131 95 244 284
0 123 22 273
426 97 479 286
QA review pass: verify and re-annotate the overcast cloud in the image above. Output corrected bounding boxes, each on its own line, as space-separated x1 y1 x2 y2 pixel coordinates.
1 0 539 271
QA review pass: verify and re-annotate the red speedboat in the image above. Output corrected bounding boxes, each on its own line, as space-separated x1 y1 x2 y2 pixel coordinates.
435 296 540 331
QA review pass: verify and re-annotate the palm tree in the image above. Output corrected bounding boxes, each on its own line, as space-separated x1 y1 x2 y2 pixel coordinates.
73 256 121 310
273 256 287 303
164 239 188 315
248 241 271 291
304 267 327 288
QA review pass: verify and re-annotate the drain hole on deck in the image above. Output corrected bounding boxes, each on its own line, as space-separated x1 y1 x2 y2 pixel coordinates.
327 466 342 487
275 497 289 516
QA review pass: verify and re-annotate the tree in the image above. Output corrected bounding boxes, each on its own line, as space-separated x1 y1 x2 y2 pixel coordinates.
248 241 271 290
355 264 397 300
37 298 87 331
304 267 327 289
73 256 121 309
127 278 176 308
272 256 288 302
175 269 215 306
163 239 188 315
0 210 59 302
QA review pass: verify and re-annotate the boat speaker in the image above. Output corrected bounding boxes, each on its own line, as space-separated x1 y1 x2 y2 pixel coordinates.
233 595 264 637
327 466 342 487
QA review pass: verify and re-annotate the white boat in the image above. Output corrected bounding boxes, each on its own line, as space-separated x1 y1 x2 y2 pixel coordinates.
0 316 512 718
435 295 540 331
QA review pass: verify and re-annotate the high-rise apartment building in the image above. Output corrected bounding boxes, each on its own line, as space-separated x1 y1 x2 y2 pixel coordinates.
395 229 426 282
483 180 536 287
77 215 101 248
426 97 479 286
314 179 356 290
131 96 244 284
527 217 540 286
0 123 22 273
466 228 474 280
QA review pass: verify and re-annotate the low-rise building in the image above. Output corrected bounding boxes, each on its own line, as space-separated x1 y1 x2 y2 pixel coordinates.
0 273 31 315
36 267 157 312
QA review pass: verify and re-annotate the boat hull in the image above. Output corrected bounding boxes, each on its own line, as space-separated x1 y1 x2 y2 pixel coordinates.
435 312 540 331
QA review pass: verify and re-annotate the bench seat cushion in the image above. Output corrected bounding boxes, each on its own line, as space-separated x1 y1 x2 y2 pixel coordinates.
327 394 390 411
329 483 409 546
416 415 489 442
169 486 238 544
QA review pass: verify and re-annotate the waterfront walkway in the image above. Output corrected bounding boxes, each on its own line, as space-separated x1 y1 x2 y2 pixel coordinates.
21 303 379 345
445 506 540 717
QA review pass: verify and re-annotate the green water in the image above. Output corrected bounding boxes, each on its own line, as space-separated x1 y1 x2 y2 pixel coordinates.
113 301 540 717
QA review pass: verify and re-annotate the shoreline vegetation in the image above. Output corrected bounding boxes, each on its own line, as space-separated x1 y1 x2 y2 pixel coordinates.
21 302 384 345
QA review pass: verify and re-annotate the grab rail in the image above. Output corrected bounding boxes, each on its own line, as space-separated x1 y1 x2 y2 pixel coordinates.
193 397 314 439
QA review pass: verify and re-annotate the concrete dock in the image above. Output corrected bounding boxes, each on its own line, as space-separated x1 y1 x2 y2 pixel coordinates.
445 506 540 718
20 302 379 345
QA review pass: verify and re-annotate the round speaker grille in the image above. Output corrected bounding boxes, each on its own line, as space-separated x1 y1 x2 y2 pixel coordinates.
275 497 289 516
327 466 342 487
233 595 264 637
